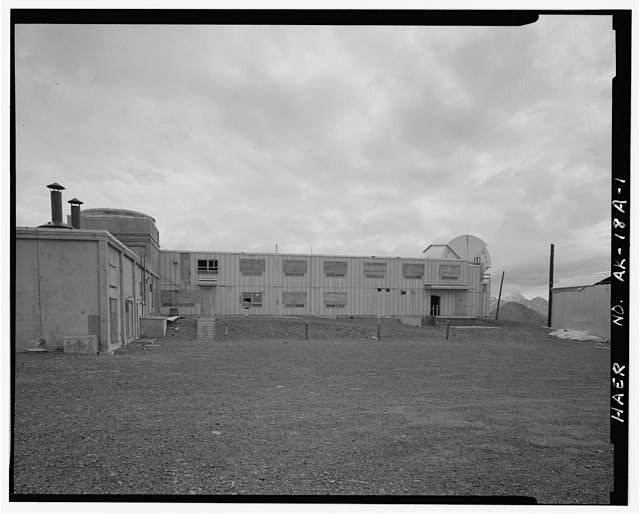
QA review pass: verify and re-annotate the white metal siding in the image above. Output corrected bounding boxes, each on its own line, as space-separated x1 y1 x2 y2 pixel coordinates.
159 251 488 318
552 284 610 340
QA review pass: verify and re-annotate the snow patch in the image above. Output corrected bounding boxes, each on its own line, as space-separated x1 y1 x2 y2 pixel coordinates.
549 328 607 343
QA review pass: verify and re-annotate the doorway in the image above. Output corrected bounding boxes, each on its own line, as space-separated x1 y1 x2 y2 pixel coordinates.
430 295 441 316
200 287 215 317
125 300 133 341
374 287 391 316
109 298 119 346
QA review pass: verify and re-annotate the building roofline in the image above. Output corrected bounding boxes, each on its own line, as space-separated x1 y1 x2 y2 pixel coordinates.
422 243 462 259
16 227 159 278
159 247 483 264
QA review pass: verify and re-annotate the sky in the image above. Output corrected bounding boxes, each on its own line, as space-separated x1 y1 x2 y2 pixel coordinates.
14 16 615 299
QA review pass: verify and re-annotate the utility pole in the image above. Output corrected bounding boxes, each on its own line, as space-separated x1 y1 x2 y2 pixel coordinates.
495 270 505 321
548 243 554 327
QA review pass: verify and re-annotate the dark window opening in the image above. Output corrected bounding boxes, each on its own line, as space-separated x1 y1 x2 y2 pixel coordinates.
241 292 262 307
198 259 219 273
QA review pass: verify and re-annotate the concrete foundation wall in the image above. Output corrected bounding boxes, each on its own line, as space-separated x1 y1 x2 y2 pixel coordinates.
63 335 98 354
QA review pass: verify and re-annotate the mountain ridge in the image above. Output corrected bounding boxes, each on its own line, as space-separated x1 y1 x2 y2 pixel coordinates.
489 294 548 317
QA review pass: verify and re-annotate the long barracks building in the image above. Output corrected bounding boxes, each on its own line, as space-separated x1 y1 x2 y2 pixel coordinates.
15 184 492 352
158 244 491 324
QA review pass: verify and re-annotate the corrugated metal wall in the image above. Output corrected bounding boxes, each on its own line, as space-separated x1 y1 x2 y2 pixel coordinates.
552 284 610 340
158 251 489 318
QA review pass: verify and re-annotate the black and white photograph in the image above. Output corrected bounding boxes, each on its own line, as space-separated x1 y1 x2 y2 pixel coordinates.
6 7 634 507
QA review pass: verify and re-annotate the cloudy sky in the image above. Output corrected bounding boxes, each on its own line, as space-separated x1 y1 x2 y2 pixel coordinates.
14 15 615 298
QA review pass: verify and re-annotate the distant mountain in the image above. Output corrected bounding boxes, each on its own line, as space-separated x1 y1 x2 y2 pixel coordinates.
489 294 548 317
528 297 549 316
489 301 546 324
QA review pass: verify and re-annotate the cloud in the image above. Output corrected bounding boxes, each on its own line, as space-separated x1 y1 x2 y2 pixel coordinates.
14 17 615 300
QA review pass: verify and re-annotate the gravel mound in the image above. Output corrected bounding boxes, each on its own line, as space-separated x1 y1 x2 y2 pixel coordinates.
490 301 546 324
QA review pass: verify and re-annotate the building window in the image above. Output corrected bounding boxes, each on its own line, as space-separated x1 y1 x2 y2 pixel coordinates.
109 263 118 288
402 263 424 279
240 292 262 307
283 291 306 308
240 258 265 276
364 261 386 278
283 259 307 276
197 259 219 273
324 291 347 308
324 260 347 277
440 264 461 281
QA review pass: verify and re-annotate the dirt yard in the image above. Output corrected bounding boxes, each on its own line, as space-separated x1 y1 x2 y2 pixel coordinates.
12 316 612 503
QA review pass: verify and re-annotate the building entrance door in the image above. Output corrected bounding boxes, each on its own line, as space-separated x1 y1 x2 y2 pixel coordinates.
430 295 440 316
200 287 215 317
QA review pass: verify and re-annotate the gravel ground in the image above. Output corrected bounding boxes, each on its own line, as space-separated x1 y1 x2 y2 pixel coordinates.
13 317 612 503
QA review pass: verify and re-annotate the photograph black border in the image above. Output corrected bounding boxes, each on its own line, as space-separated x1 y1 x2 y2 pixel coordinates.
8 8 632 506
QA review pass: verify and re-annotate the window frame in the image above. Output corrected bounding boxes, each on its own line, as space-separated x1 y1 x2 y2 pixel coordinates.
439 263 461 281
402 262 424 279
282 291 307 308
324 260 347 278
240 291 263 308
282 259 308 277
197 258 219 273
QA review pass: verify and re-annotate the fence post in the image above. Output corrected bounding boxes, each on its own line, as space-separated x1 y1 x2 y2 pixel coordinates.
377 320 381 340
224 323 228 337
445 321 450 340
305 323 308 340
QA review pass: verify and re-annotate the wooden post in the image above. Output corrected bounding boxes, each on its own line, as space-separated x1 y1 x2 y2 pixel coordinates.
224 323 228 337
445 321 450 340
548 243 554 327
377 320 381 340
305 323 308 340
495 270 505 321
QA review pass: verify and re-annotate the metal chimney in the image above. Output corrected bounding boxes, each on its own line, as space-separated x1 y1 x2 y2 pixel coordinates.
47 182 64 225
68 198 83 229
39 183 73 229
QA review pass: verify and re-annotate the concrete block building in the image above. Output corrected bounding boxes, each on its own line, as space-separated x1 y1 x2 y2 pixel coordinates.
14 184 158 353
